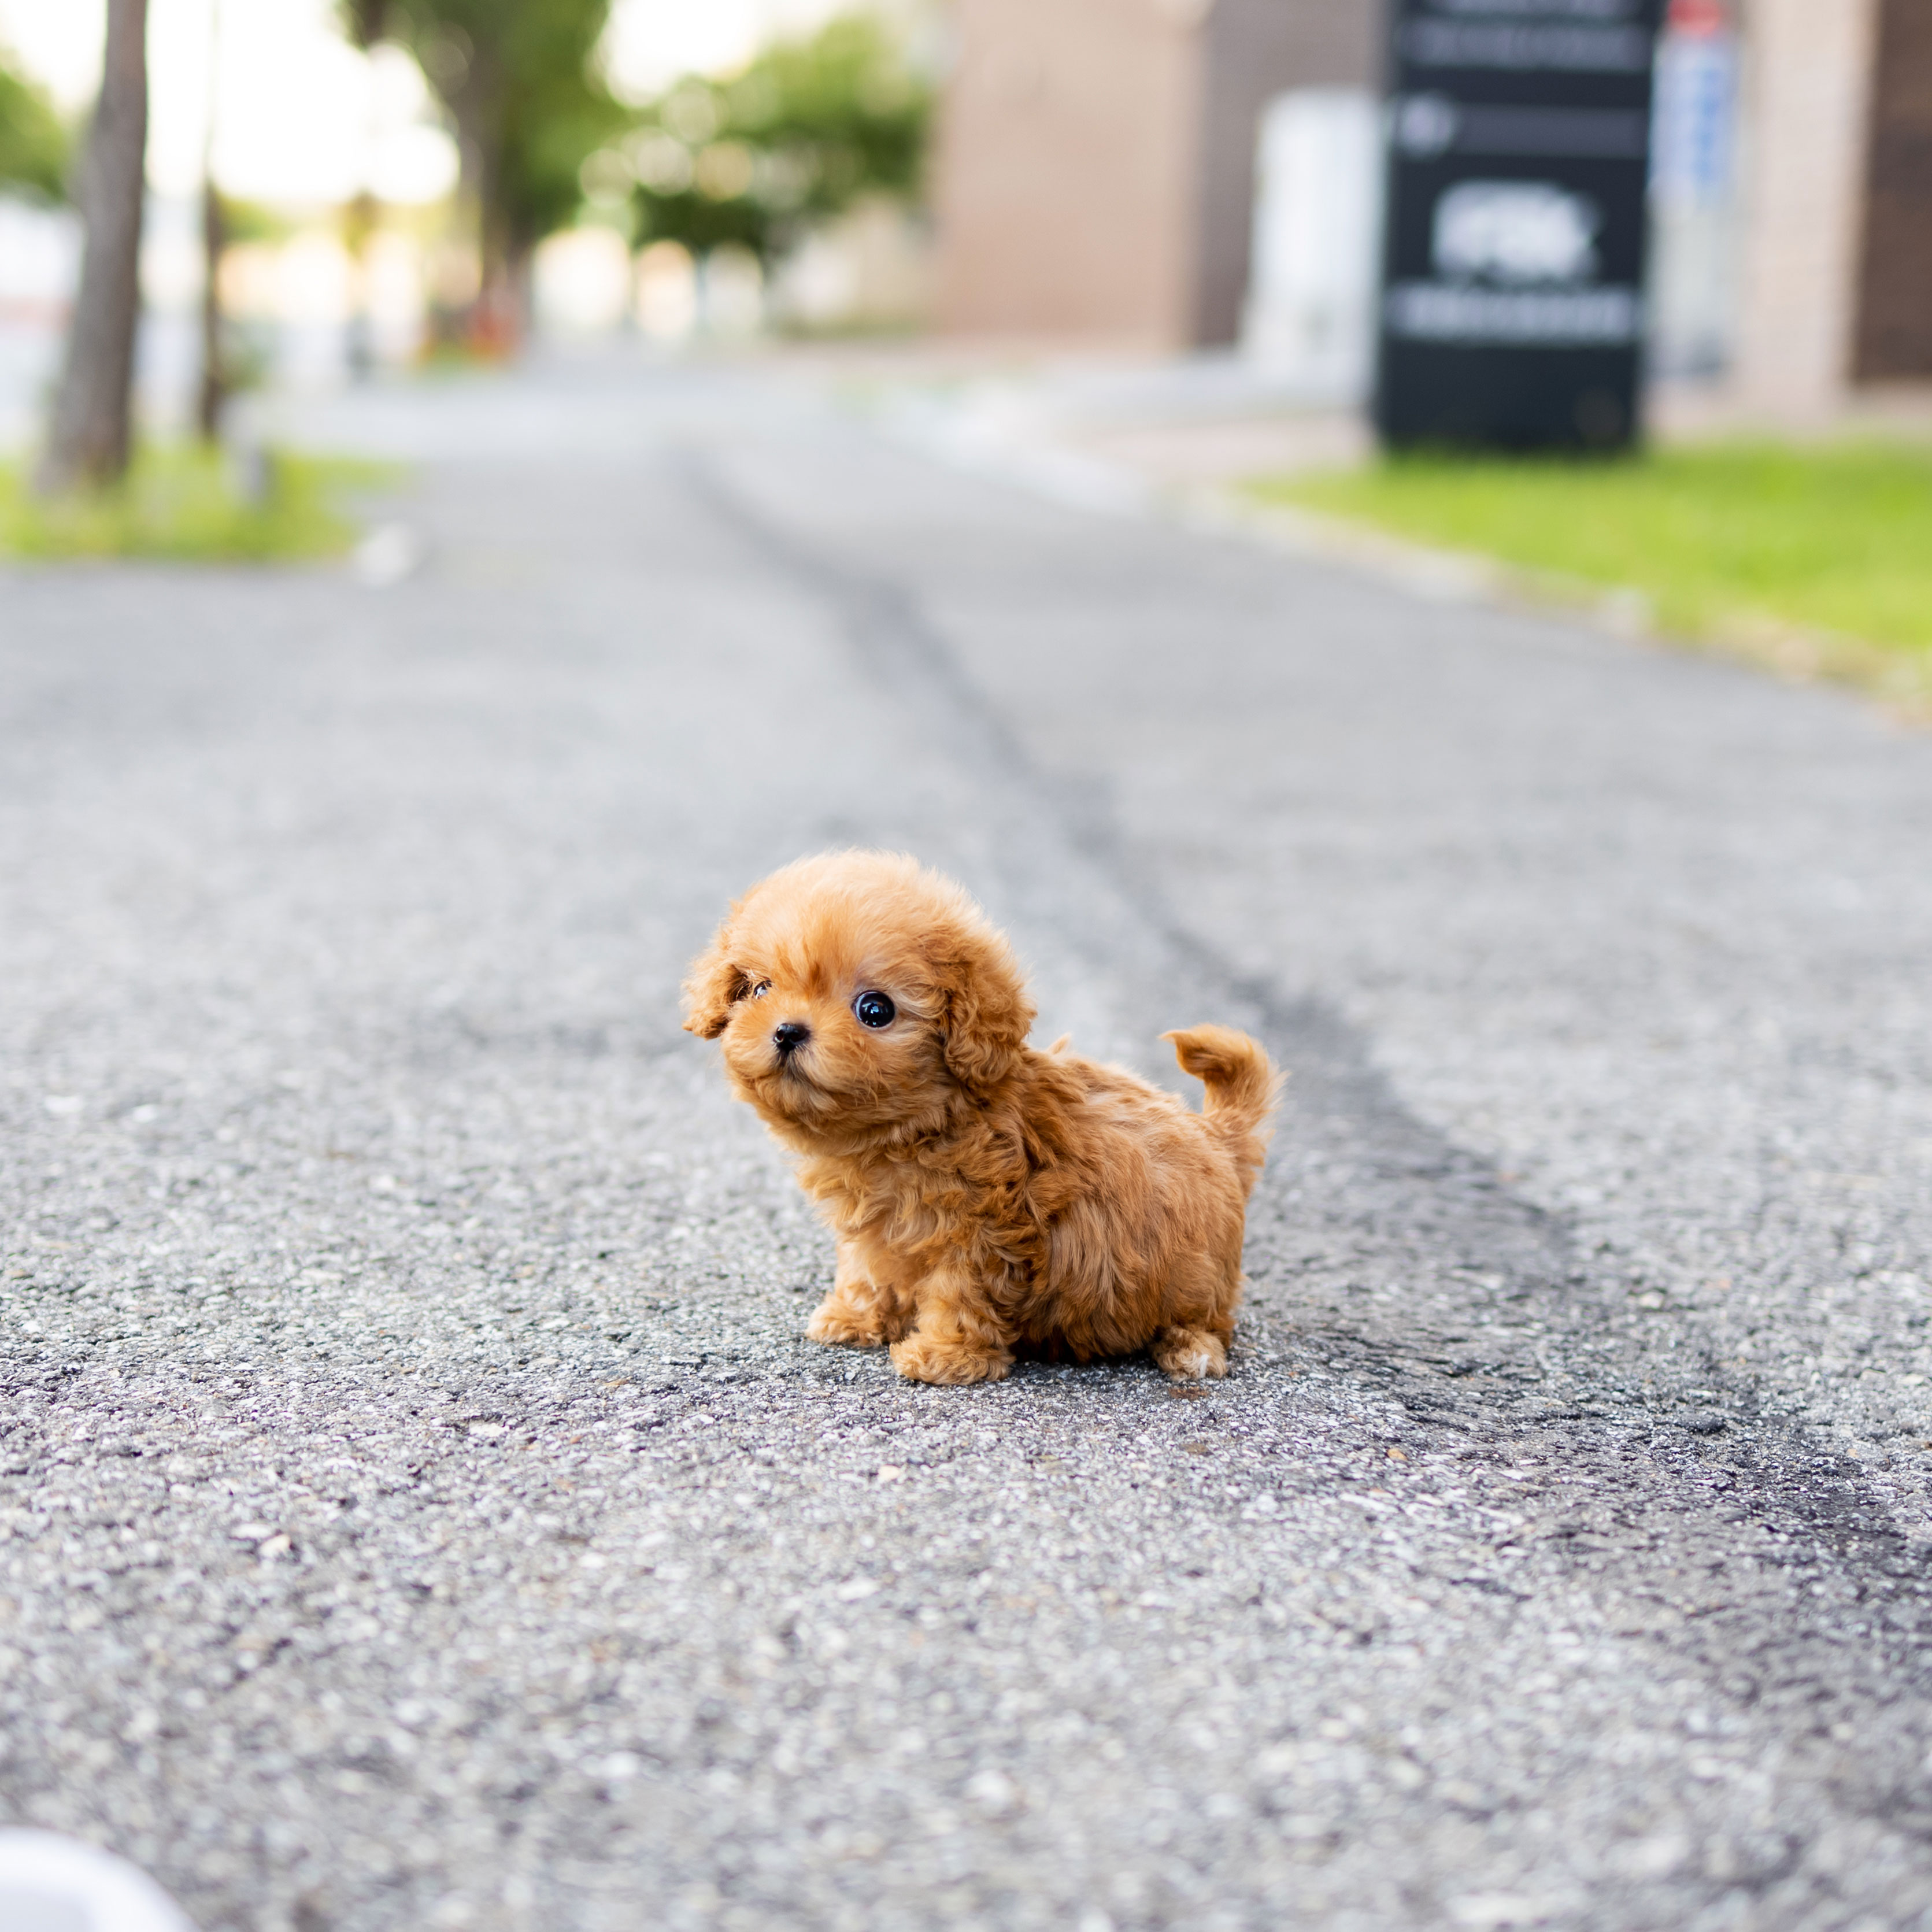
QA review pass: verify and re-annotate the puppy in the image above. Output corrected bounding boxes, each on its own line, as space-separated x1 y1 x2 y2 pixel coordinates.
682 852 1280 1385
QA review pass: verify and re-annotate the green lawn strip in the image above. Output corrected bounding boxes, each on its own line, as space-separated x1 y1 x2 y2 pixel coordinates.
1251 441 1932 708
0 444 398 564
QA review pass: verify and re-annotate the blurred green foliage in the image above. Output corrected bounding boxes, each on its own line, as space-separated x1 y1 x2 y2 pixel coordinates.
0 445 393 562
619 13 932 263
1255 440 1932 703
343 0 623 320
0 44 71 203
220 193 293 246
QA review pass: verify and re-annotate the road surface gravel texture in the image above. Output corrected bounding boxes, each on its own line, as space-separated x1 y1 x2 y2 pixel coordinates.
3 363 1932 1932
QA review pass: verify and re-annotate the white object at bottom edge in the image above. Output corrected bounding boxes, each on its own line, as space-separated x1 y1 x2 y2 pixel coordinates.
0 1830 196 1932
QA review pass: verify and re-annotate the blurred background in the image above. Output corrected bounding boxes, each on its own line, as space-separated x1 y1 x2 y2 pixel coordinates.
0 0 1927 686
0 0 944 446
2 0 1925 421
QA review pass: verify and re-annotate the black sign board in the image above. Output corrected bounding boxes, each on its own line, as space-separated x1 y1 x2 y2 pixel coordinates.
1374 0 1667 450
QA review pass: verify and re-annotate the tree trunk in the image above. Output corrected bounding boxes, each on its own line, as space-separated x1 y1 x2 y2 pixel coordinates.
197 177 225 441
345 189 379 380
468 136 519 354
196 0 224 439
473 215 530 357
37 0 150 494
445 54 522 357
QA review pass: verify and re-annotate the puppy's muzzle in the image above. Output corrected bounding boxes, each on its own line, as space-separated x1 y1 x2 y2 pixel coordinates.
772 1020 810 1061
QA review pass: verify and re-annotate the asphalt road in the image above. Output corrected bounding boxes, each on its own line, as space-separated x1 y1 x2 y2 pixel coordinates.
4 359 1932 1932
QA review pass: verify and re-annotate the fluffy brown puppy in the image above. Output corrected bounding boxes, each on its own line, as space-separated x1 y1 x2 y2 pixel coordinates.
682 852 1280 1385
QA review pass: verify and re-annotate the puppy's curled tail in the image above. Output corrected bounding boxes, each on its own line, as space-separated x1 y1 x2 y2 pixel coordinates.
1162 1024 1284 1198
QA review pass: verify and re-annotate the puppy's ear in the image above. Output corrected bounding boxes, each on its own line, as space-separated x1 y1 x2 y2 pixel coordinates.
682 923 750 1039
934 929 1035 1095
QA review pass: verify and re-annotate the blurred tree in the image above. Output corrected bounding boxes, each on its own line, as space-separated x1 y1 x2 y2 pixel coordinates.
197 0 224 442
342 0 622 350
196 189 284 439
624 13 932 268
37 0 148 495
198 173 225 440
337 3 388 374
0 45 72 202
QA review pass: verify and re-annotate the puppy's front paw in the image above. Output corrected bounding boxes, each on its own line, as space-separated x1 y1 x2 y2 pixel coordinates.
1151 1326 1228 1381
889 1335 1011 1386
806 1293 889 1349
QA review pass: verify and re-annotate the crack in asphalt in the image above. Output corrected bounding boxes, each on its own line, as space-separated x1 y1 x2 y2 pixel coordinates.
8 401 1931 1931
682 441 1932 1741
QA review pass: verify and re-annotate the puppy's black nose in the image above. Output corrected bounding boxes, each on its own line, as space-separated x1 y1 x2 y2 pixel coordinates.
773 1021 810 1056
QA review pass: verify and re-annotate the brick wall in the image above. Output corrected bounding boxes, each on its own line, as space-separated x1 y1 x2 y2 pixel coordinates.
1731 0 1881 411
931 0 1202 345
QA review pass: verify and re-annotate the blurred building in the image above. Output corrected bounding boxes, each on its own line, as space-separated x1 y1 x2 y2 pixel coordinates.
931 0 1932 416
1728 0 1931 410
931 0 1378 352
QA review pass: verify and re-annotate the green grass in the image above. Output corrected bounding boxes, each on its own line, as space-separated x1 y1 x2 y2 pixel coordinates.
0 443 394 564
1253 441 1932 705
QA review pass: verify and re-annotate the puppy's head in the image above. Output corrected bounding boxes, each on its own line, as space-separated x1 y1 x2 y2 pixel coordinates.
682 852 1034 1142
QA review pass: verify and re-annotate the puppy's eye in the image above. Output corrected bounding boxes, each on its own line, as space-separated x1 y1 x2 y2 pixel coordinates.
749 981 771 1000
853 990 895 1030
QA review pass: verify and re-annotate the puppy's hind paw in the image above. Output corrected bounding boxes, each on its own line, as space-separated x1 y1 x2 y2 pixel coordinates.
1151 1326 1228 1382
889 1336 1012 1386
806 1295 889 1349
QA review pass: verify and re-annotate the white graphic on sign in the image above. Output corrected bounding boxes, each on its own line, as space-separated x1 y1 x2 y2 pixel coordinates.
1383 283 1638 342
1394 93 1460 156
1432 180 1601 285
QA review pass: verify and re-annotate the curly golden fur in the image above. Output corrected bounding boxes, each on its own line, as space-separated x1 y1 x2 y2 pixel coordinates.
682 852 1281 1385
